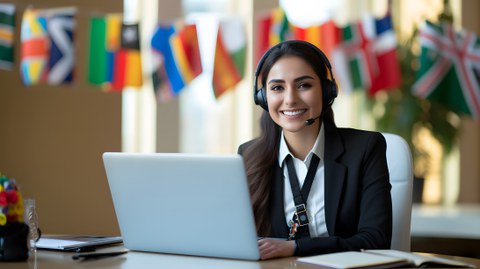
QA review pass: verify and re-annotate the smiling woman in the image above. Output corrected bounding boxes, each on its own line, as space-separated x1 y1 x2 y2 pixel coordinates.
265 55 324 146
238 40 392 260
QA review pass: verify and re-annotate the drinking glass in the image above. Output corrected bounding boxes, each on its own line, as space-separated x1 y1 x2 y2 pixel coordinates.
23 198 40 252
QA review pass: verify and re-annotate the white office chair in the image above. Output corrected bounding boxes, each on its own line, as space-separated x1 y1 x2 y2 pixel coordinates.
383 133 414 251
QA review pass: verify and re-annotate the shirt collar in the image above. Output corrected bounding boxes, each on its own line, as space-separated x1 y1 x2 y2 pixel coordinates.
278 123 325 167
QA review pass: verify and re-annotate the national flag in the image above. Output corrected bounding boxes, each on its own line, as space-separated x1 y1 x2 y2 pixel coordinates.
317 20 342 58
0 3 15 70
255 13 272 63
212 18 246 98
20 8 49 85
113 23 142 89
365 14 402 95
151 22 202 102
412 21 480 119
291 20 341 58
87 14 123 91
20 7 76 86
331 14 401 95
291 24 320 46
45 7 76 84
269 8 292 46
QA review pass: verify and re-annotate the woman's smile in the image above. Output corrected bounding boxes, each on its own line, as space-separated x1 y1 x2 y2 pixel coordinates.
282 109 307 118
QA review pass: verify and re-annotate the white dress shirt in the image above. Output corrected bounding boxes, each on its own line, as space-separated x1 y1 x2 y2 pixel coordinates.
278 125 328 237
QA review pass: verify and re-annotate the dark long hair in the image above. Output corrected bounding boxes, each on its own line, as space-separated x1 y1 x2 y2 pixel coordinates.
244 41 336 235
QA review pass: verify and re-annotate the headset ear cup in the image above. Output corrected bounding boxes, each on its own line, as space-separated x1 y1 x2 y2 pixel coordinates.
256 87 268 111
322 80 338 107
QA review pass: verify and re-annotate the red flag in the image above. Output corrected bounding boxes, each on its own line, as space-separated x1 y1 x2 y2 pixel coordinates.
319 20 341 58
212 20 244 98
256 13 272 63
113 23 142 89
332 14 401 95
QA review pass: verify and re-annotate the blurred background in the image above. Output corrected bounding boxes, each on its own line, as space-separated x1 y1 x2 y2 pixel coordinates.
0 0 479 258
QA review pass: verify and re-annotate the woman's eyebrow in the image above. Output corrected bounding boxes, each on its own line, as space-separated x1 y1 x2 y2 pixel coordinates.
293 75 315 82
267 75 315 85
267 79 284 85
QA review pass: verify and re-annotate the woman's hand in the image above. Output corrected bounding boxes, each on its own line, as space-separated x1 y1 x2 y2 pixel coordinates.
258 238 296 260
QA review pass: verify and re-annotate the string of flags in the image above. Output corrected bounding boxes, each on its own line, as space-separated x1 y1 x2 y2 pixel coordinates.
257 8 402 96
1 3 480 119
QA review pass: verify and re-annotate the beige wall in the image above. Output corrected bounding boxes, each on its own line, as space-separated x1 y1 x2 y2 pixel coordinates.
155 1 181 153
458 0 480 203
0 0 123 235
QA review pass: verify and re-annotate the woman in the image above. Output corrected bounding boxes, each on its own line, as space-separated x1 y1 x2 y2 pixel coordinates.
238 40 392 260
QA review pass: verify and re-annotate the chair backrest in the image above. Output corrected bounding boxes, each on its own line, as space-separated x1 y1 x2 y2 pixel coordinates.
382 133 414 251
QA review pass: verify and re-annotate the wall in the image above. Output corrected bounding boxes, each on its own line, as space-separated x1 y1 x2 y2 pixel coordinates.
155 1 181 153
458 0 480 203
0 0 122 235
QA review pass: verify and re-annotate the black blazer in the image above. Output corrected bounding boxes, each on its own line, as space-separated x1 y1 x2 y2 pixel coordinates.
238 121 392 256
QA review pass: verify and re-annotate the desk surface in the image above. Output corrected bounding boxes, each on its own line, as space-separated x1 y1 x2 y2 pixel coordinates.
412 204 480 239
6 245 480 269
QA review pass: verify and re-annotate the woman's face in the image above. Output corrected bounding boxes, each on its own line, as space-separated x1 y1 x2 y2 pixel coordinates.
265 55 323 134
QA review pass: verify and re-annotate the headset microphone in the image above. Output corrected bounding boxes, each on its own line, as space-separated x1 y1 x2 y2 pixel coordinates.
305 115 321 126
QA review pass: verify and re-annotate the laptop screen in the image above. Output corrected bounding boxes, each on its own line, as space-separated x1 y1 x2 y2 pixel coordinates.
103 152 260 260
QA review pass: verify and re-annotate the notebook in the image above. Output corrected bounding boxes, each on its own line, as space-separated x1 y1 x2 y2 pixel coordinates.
102 152 260 260
36 235 122 251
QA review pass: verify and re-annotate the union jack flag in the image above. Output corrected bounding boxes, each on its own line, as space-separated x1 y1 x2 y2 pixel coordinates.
412 21 480 119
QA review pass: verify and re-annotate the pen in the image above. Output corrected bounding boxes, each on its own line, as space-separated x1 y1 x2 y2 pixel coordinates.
72 250 128 260
74 246 96 253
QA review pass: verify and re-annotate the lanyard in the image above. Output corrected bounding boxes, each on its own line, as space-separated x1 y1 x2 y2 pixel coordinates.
285 154 320 239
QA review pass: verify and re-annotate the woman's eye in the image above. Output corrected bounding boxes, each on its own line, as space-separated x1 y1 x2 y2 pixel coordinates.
298 83 312 89
270 85 282 91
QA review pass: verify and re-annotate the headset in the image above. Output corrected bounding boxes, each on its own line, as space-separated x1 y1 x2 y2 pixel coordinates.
253 40 338 112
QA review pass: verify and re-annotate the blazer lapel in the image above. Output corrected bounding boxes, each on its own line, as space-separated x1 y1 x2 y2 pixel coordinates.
323 121 346 236
269 162 290 238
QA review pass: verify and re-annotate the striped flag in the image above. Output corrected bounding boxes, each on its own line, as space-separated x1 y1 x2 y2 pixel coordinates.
255 8 294 64
269 8 292 46
0 3 15 70
291 20 341 58
212 18 246 98
151 22 202 102
88 16 142 90
332 14 401 95
255 12 272 63
257 9 341 67
20 7 76 86
87 14 122 91
412 21 480 119
114 23 142 89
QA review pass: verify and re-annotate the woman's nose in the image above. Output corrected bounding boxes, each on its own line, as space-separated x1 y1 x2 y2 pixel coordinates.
284 86 298 105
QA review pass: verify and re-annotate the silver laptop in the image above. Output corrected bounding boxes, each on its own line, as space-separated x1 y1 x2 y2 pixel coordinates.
103 152 260 260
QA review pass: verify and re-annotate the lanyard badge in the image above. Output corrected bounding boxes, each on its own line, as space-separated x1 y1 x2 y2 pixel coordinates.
285 154 320 240
288 204 309 240
294 204 309 226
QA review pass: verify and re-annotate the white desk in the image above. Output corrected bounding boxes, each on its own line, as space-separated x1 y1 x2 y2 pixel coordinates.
411 204 480 239
7 245 480 269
